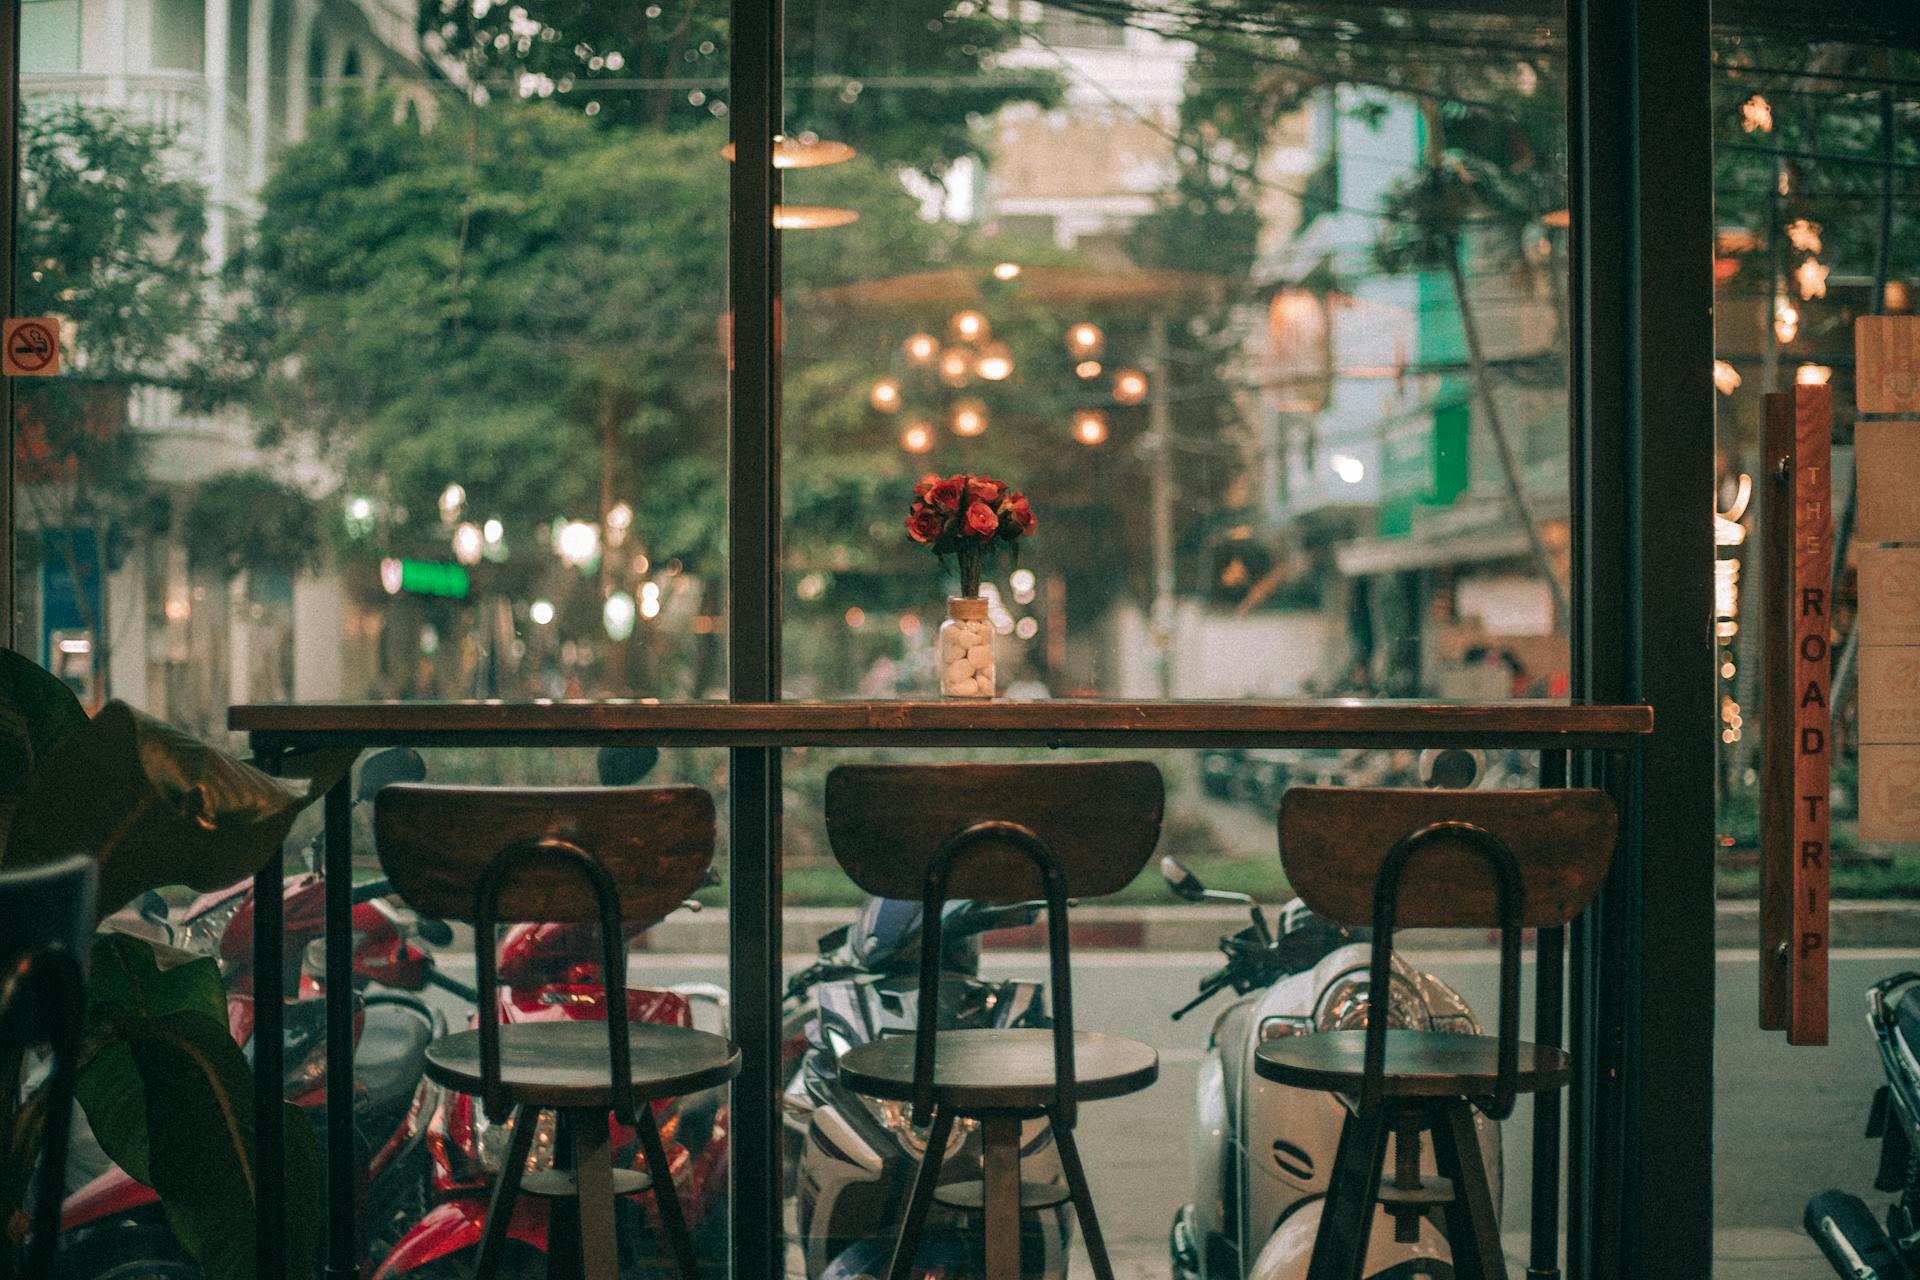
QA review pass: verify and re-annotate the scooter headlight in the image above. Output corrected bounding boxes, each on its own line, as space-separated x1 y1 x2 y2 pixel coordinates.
1257 1015 1314 1042
1314 973 1429 1033
861 1096 975 1159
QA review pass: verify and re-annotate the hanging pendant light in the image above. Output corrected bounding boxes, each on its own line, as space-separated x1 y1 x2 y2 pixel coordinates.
721 135 857 168
773 205 859 230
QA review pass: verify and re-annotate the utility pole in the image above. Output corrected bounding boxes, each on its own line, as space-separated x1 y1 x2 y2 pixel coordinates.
1147 311 1175 699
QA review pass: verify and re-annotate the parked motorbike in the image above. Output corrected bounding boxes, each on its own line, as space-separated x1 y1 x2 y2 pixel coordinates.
1162 857 1501 1279
788 895 1073 1279
1806 972 1920 1279
57 748 449 1277
372 743 734 1280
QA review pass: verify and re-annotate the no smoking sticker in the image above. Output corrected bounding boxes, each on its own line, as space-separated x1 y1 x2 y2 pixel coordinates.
3 318 60 376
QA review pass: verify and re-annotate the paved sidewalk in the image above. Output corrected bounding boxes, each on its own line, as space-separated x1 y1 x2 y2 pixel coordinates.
639 899 1920 954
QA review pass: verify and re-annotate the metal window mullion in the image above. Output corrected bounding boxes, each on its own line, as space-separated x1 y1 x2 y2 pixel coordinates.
1570 0 1716 1276
2 0 18 648
726 0 783 1275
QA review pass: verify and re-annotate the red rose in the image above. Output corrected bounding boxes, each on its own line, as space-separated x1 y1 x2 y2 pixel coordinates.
966 476 1007 505
1002 493 1036 536
963 500 999 539
927 475 966 512
906 504 945 544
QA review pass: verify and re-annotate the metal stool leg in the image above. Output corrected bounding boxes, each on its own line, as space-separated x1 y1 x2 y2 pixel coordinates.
1050 1113 1118 1280
981 1115 1024 1280
475 1106 539 1279
1305 1103 1390 1280
570 1109 618 1280
1430 1100 1505 1280
634 1100 703 1280
885 1107 955 1280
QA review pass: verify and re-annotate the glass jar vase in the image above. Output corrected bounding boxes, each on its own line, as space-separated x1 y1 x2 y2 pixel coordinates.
938 596 994 698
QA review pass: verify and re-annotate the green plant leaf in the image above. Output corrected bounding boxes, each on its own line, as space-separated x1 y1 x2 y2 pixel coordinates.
4 702 341 916
75 933 231 1186
0 649 89 839
71 933 320 1279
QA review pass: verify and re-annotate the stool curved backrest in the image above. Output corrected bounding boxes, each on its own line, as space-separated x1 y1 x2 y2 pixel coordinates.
1279 787 1618 1120
826 762 1165 1128
374 784 716 1125
0 854 98 1279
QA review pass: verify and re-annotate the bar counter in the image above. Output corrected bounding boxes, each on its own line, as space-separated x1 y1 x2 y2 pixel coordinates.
230 698 1651 1279
232 696 1652 748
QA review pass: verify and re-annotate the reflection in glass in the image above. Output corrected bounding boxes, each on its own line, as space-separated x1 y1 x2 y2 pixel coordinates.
779 2 1572 704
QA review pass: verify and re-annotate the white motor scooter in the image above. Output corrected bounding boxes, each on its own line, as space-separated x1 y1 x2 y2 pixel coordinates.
1164 852 1501 1277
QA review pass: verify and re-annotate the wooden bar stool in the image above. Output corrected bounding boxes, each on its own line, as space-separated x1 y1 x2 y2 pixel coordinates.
1257 787 1618 1280
824 761 1165 1280
374 785 740 1280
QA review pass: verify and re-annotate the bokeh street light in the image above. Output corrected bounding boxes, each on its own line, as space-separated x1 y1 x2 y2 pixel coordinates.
1112 368 1149 404
951 400 987 437
1066 322 1104 359
974 342 1014 382
950 310 989 343
555 519 600 569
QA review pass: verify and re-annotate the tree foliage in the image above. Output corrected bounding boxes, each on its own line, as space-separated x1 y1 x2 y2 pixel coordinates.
418 0 1060 173
14 102 214 515
238 97 965 655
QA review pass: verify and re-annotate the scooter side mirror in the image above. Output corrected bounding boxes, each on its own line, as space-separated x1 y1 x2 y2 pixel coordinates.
1420 747 1484 790
357 747 427 801
1162 855 1208 902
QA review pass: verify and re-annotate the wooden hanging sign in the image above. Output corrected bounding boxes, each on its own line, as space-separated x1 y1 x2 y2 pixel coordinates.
1857 315 1920 414
1760 385 1830 1045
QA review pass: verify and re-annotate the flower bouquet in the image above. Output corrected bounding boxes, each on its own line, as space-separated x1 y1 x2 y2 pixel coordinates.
906 473 1035 698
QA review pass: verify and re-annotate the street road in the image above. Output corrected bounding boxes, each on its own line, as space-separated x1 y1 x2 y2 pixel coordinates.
430 945 1913 1277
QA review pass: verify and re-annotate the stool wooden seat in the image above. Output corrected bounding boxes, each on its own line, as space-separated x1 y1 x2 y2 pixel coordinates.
1253 785 1617 1280
824 761 1166 1280
375 783 738 1280
424 1021 739 1108
1257 1029 1571 1098
839 1028 1159 1111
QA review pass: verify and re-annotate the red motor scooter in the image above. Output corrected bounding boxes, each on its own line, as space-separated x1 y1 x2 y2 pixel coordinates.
374 747 732 1280
374 921 733 1279
57 749 455 1278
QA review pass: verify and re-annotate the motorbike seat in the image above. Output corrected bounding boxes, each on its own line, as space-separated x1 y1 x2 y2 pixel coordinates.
356 998 435 1129
1255 1028 1570 1097
839 1027 1158 1112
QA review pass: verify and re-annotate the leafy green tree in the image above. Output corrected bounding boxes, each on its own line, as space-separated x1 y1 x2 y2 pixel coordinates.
14 102 216 691
419 0 1059 173
238 95 961 694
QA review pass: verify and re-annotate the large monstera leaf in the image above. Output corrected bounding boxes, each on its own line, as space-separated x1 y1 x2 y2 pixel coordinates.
0 648 88 834
3 698 350 917
76 934 320 1280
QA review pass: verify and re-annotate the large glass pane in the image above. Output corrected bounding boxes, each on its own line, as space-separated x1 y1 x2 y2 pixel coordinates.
773 4 1570 1277
779 1 1571 701
12 1 728 742
8 6 734 1278
1710 29 1920 1277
